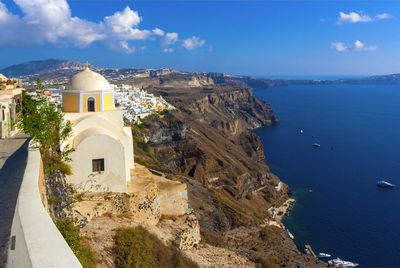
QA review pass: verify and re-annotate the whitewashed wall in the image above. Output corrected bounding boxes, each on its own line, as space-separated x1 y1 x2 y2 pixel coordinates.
6 147 82 268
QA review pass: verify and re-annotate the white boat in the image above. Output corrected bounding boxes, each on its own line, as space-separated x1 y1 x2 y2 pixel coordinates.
313 143 321 148
377 180 395 188
328 258 359 267
318 252 331 258
286 229 294 239
300 129 304 134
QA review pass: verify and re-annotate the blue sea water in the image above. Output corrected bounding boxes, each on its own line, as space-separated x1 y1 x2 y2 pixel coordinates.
254 84 400 267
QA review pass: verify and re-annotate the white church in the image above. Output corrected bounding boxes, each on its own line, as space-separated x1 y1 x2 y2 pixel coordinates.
62 66 134 192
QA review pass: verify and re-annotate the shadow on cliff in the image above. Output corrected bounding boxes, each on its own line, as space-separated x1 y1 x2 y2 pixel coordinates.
0 138 29 267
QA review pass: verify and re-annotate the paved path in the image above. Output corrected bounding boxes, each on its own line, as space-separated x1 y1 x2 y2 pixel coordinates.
0 134 29 267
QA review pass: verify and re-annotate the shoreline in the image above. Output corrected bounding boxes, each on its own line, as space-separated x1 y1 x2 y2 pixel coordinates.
267 198 295 224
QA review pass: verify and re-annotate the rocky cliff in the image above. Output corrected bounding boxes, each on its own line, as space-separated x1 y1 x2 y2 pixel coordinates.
133 84 324 267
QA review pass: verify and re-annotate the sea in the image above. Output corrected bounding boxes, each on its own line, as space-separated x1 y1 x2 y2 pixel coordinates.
254 84 400 267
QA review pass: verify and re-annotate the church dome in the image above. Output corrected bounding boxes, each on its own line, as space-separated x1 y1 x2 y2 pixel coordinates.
66 67 111 92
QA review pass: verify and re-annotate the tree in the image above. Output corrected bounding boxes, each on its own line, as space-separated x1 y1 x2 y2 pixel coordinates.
18 80 73 176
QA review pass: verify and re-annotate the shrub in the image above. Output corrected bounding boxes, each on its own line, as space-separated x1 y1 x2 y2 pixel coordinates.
113 226 197 268
56 219 97 268
132 123 146 131
18 89 74 177
136 140 150 153
47 195 59 205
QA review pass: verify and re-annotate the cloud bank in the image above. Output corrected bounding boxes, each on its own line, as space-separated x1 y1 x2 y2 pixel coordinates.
0 0 205 53
331 40 377 52
338 11 392 24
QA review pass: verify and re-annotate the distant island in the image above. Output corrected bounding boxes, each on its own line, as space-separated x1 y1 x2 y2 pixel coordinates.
2 59 400 91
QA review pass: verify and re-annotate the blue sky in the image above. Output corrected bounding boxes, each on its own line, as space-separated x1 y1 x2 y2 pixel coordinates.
0 0 399 76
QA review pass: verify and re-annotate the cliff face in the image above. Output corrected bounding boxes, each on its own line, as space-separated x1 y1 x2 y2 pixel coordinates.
142 86 279 200
117 72 215 89
133 85 322 267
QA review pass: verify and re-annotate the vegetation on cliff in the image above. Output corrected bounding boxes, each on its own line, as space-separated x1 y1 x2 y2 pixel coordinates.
18 79 76 219
56 219 97 268
18 79 73 176
18 79 97 266
112 226 197 268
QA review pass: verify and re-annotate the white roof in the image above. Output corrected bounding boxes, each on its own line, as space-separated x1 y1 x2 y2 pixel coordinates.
66 67 111 92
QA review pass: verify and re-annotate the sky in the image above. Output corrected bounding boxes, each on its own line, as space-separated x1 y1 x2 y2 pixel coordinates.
0 0 399 76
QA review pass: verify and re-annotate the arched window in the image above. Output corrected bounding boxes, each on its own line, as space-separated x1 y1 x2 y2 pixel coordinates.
87 97 95 112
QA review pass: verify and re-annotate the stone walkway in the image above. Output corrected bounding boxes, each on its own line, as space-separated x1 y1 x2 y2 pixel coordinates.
0 134 28 267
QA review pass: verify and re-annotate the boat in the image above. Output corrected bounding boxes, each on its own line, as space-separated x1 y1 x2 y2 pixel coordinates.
286 229 294 239
300 129 304 134
328 258 358 267
312 143 321 148
309 189 313 193
318 252 331 258
377 180 395 188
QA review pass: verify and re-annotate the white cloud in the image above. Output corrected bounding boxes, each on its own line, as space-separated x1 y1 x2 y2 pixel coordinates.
152 28 165 36
117 41 136 53
182 36 205 51
0 0 204 53
163 48 174 53
338 11 392 24
353 40 377 51
353 40 364 50
103 6 152 48
331 42 348 52
375 13 392 20
331 40 377 52
338 11 372 24
0 1 15 22
162 32 179 46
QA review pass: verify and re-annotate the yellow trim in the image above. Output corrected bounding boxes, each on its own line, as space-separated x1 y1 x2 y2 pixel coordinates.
82 94 100 112
63 94 79 112
103 93 114 111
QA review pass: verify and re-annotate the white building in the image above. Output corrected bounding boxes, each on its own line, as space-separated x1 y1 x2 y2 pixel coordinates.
113 84 174 123
0 74 23 139
63 67 134 192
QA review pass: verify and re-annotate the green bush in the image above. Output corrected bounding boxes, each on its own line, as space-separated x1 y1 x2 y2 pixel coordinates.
132 123 146 131
56 219 97 268
47 195 59 205
113 226 197 268
136 140 150 153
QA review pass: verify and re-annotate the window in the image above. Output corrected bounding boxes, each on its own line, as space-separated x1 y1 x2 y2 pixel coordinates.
92 158 104 172
87 97 95 112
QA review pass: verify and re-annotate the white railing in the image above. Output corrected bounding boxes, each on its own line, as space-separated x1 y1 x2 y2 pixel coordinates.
6 146 82 268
